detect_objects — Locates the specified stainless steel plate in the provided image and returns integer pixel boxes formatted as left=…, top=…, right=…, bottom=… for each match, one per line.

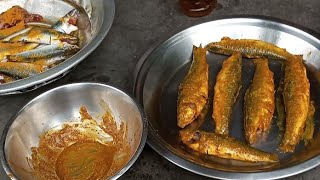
left=133, top=18, right=320, bottom=179
left=0, top=0, right=115, bottom=95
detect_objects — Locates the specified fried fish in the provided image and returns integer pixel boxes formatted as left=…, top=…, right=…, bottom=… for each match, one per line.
left=213, top=52, right=242, bottom=135
left=180, top=130, right=279, bottom=163
left=244, top=58, right=275, bottom=144
left=207, top=37, right=293, bottom=60
left=177, top=45, right=208, bottom=128
left=280, top=56, right=310, bottom=152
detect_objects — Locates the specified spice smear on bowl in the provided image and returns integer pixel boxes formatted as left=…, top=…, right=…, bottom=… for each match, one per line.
left=28, top=106, right=131, bottom=180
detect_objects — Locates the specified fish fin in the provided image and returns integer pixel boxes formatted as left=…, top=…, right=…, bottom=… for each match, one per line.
left=302, top=101, right=315, bottom=145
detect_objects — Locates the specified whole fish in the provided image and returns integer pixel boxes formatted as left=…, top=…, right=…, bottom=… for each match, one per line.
left=244, top=58, right=275, bottom=144
left=8, top=27, right=78, bottom=45
left=0, top=43, right=39, bottom=60
left=206, top=37, right=293, bottom=60
left=0, top=62, right=45, bottom=78
left=280, top=56, right=310, bottom=152
left=180, top=130, right=279, bottom=163
left=213, top=53, right=242, bottom=135
left=177, top=45, right=208, bottom=128
left=7, top=43, right=79, bottom=62
left=52, top=9, right=80, bottom=34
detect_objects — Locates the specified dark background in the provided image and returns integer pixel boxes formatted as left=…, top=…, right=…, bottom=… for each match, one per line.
left=1, top=0, right=320, bottom=179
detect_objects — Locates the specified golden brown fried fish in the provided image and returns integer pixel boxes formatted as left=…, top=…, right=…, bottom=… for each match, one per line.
left=280, top=56, right=310, bottom=152
left=180, top=130, right=279, bottom=163
left=213, top=52, right=242, bottom=135
left=177, top=45, right=208, bottom=128
left=244, top=58, right=275, bottom=144
left=207, top=37, right=293, bottom=60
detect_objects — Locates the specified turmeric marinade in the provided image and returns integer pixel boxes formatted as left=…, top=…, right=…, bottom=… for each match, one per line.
left=29, top=106, right=130, bottom=180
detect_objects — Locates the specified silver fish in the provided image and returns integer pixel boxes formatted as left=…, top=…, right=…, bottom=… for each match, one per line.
left=8, top=27, right=78, bottom=45
left=0, top=62, right=45, bottom=78
left=7, top=43, right=79, bottom=62
left=52, top=9, right=80, bottom=34
left=0, top=43, right=39, bottom=60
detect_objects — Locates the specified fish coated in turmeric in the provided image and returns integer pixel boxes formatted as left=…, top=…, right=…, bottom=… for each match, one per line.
left=0, top=43, right=39, bottom=60
left=279, top=56, right=310, bottom=153
left=9, top=27, right=78, bottom=45
left=177, top=45, right=208, bottom=128
left=244, top=58, right=275, bottom=144
left=206, top=37, right=293, bottom=60
left=213, top=52, right=242, bottom=135
left=0, top=62, right=45, bottom=78
left=7, top=43, right=79, bottom=62
left=180, top=130, right=279, bottom=163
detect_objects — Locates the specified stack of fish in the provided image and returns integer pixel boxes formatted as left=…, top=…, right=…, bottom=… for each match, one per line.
left=0, top=6, right=80, bottom=84
left=178, top=37, right=314, bottom=163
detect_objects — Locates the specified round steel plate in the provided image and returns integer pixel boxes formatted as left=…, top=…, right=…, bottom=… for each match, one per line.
left=133, top=18, right=320, bottom=179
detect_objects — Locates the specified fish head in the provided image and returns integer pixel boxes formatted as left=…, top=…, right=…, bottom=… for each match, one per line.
left=52, top=9, right=80, bottom=34
left=177, top=103, right=197, bottom=128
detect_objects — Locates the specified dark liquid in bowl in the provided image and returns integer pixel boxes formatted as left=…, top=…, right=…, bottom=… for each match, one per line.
left=179, top=0, right=217, bottom=17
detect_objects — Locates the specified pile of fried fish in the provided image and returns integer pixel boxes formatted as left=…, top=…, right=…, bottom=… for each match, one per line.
left=178, top=37, right=315, bottom=163
left=0, top=6, right=80, bottom=84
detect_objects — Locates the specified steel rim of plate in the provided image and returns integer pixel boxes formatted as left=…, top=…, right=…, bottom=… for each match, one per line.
left=0, top=0, right=115, bottom=95
left=0, top=82, right=148, bottom=180
left=133, top=17, right=320, bottom=180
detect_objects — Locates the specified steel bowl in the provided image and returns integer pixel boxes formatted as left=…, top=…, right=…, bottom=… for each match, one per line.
left=0, top=83, right=147, bottom=179
left=0, top=0, right=115, bottom=95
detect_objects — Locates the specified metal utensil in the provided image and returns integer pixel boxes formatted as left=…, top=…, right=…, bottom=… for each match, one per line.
left=0, top=83, right=147, bottom=180
left=0, top=0, right=115, bottom=95
left=134, top=18, right=320, bottom=179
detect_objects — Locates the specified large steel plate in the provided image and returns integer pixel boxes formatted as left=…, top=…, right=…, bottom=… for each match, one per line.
left=133, top=18, right=320, bottom=179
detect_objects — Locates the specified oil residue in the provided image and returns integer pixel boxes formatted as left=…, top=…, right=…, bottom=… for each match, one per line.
left=28, top=106, right=130, bottom=180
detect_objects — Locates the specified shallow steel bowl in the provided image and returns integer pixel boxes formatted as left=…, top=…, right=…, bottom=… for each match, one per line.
left=0, top=0, right=115, bottom=95
left=0, top=83, right=147, bottom=179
